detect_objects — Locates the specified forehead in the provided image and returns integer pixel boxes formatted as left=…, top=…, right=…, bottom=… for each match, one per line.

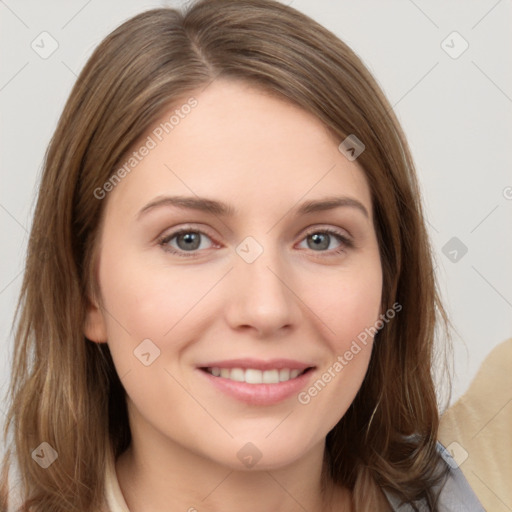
left=103, top=79, right=373, bottom=222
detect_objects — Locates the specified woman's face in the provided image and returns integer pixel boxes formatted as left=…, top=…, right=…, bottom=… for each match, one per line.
left=85, top=79, right=383, bottom=470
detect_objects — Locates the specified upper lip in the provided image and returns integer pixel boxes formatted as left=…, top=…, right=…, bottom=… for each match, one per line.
left=198, top=358, right=314, bottom=371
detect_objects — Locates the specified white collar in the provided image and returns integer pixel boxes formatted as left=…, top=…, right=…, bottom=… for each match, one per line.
left=104, top=454, right=131, bottom=512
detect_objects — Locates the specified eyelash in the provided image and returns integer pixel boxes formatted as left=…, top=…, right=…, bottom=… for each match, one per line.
left=158, top=226, right=353, bottom=259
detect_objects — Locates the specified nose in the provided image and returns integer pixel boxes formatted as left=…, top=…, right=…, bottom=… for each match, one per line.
left=224, top=243, right=302, bottom=338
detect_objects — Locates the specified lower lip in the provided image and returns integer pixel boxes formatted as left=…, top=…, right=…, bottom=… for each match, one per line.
left=198, top=368, right=314, bottom=405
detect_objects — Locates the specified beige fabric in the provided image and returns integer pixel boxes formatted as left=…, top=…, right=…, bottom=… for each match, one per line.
left=439, top=337, right=512, bottom=512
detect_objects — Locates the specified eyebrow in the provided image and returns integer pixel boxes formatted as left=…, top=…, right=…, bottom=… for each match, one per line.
left=137, top=194, right=369, bottom=220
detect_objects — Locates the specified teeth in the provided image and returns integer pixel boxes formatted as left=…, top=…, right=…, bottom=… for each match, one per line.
left=279, top=368, right=290, bottom=382
left=230, top=368, right=245, bottom=382
left=262, top=369, right=279, bottom=384
left=206, top=367, right=305, bottom=384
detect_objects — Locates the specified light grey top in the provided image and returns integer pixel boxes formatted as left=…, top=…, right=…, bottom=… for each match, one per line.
left=383, top=442, right=485, bottom=511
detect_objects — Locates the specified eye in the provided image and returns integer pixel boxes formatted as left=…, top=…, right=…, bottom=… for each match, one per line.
left=158, top=228, right=216, bottom=257
left=297, top=228, right=353, bottom=255
left=158, top=226, right=353, bottom=258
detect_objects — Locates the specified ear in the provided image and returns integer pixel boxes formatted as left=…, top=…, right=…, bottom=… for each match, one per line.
left=84, top=294, right=108, bottom=343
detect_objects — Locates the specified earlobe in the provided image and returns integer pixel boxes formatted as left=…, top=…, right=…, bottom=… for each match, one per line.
left=84, top=296, right=108, bottom=343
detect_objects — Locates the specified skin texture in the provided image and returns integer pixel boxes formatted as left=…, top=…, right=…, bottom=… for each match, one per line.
left=85, top=79, right=383, bottom=511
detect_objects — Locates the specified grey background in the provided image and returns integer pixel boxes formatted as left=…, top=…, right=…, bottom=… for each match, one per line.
left=1, top=0, right=511, bottom=437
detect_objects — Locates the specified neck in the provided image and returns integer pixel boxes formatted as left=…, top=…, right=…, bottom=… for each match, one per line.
left=115, top=412, right=351, bottom=512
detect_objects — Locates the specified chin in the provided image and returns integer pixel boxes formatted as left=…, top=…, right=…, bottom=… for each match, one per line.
left=202, top=429, right=323, bottom=472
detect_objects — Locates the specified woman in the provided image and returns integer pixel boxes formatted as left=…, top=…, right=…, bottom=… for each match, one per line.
left=0, top=0, right=484, bottom=510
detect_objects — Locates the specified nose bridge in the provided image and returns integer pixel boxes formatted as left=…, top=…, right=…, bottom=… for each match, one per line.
left=227, top=234, right=299, bottom=333
left=236, top=234, right=288, bottom=299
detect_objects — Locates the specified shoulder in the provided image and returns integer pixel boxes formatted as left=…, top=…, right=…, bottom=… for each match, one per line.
left=434, top=441, right=486, bottom=511
left=383, top=441, right=485, bottom=511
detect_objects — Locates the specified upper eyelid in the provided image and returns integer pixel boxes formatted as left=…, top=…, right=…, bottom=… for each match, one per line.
left=159, top=225, right=218, bottom=244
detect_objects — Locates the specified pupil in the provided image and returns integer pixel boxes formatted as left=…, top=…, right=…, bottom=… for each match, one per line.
left=179, top=232, right=200, bottom=250
left=310, top=233, right=328, bottom=250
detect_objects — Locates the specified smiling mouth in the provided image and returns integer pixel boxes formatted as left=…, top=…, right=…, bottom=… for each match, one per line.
left=201, top=367, right=312, bottom=384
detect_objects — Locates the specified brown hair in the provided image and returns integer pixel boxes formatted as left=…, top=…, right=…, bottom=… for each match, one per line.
left=1, top=0, right=449, bottom=510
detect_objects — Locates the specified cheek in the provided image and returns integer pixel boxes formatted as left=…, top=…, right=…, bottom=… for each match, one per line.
left=98, top=245, right=203, bottom=341
left=312, top=263, right=382, bottom=353
left=297, top=260, right=382, bottom=417
left=97, top=253, right=203, bottom=419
